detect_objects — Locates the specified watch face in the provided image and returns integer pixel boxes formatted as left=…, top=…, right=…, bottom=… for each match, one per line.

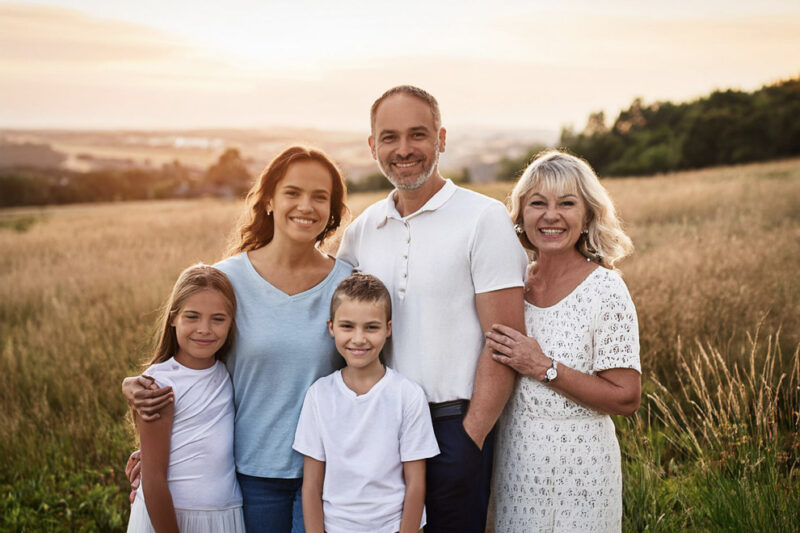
left=546, top=368, right=557, bottom=381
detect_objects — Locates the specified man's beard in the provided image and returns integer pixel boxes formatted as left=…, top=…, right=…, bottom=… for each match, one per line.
left=379, top=140, right=440, bottom=191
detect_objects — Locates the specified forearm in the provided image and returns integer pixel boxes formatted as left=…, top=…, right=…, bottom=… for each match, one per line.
left=399, top=461, right=426, bottom=533
left=547, top=365, right=641, bottom=416
left=301, top=457, right=325, bottom=533
left=463, top=347, right=516, bottom=443
left=464, top=287, right=525, bottom=446
left=301, top=485, right=325, bottom=533
left=142, top=475, right=178, bottom=533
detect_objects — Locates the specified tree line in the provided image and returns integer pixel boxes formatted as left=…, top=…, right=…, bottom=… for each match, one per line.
left=0, top=148, right=253, bottom=208
left=496, top=75, right=800, bottom=180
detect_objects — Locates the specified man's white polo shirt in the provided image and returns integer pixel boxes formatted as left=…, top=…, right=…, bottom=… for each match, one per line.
left=338, top=179, right=527, bottom=403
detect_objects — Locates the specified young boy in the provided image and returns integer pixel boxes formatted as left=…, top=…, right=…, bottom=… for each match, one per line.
left=293, top=273, right=440, bottom=533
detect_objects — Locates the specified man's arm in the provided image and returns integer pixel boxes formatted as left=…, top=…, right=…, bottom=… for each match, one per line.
left=462, top=286, right=525, bottom=449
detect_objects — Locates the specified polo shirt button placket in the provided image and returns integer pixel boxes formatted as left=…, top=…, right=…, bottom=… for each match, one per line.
left=399, top=222, right=410, bottom=299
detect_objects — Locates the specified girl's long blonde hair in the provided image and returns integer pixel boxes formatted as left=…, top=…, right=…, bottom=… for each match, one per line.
left=146, top=264, right=237, bottom=368
left=508, top=150, right=634, bottom=269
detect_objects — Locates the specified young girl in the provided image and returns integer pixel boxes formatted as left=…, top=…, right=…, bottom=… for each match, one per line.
left=127, top=264, right=244, bottom=533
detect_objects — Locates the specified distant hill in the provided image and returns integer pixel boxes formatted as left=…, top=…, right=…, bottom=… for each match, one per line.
left=0, top=126, right=554, bottom=183
left=0, top=140, right=67, bottom=168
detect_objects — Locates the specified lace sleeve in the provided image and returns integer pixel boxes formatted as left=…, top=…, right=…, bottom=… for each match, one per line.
left=592, top=271, right=641, bottom=373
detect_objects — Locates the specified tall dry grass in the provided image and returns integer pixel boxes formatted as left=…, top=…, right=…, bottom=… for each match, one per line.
left=1, top=158, right=799, bottom=531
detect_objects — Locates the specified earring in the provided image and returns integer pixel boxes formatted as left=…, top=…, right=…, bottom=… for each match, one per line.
left=581, top=229, right=588, bottom=235
left=514, top=224, right=524, bottom=235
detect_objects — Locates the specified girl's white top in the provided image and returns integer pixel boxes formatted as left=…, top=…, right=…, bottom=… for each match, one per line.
left=140, top=357, right=242, bottom=510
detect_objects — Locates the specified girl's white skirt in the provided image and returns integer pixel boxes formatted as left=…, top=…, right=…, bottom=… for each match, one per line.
left=127, top=496, right=245, bottom=533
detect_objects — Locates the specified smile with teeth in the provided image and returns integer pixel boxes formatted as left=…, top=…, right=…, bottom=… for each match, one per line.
left=393, top=160, right=421, bottom=168
left=290, top=217, right=317, bottom=226
left=539, top=228, right=566, bottom=235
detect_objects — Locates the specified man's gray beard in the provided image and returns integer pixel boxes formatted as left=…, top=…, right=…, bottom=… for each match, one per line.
left=379, top=142, right=440, bottom=191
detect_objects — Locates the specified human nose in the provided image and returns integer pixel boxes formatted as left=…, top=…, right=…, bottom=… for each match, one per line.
left=353, top=328, right=366, bottom=343
left=396, top=136, right=413, bottom=157
left=196, top=318, right=211, bottom=334
left=296, top=194, right=313, bottom=211
left=543, top=203, right=559, bottom=221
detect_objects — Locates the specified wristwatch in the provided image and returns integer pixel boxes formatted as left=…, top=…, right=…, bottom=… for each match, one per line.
left=543, top=358, right=558, bottom=383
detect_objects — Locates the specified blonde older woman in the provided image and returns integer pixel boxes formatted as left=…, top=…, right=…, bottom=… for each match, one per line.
left=486, top=151, right=641, bottom=532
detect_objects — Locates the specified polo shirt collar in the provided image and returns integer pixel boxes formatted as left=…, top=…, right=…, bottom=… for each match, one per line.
left=376, top=179, right=457, bottom=227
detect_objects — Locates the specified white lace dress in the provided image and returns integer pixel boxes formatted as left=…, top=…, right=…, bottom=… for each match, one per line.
left=492, top=267, right=641, bottom=532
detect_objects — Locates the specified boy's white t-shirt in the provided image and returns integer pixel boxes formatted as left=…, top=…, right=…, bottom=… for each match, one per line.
left=293, top=367, right=440, bottom=533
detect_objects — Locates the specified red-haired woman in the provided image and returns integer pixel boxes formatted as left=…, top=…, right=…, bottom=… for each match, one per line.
left=124, top=146, right=352, bottom=533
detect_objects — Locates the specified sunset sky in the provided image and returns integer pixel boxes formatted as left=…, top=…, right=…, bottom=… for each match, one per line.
left=2, top=0, right=799, bottom=134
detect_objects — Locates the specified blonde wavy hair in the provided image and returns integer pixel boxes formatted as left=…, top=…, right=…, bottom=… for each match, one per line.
left=508, top=150, right=633, bottom=269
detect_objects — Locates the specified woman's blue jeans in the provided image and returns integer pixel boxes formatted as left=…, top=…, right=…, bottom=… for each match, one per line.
left=237, top=473, right=305, bottom=533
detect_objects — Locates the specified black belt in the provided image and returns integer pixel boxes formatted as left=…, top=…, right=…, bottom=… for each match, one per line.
left=429, top=399, right=469, bottom=420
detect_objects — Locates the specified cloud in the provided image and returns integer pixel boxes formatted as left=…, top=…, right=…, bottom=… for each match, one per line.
left=0, top=3, right=798, bottom=132
left=0, top=3, right=186, bottom=63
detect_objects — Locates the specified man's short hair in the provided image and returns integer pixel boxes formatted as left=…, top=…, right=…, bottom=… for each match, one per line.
left=330, top=273, right=392, bottom=322
left=370, top=85, right=442, bottom=133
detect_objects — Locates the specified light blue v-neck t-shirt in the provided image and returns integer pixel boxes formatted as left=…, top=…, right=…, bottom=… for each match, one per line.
left=215, top=252, right=352, bottom=478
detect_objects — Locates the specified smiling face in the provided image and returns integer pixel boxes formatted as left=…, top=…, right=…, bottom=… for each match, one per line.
left=328, top=296, right=391, bottom=373
left=269, top=160, right=333, bottom=244
left=522, top=188, right=588, bottom=257
left=369, top=93, right=446, bottom=191
left=171, top=289, right=233, bottom=369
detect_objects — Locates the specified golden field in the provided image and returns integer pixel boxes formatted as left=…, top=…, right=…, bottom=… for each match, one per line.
left=1, top=158, right=799, bottom=531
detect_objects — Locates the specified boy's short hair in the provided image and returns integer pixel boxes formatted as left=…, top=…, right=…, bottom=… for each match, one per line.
left=330, top=273, right=392, bottom=322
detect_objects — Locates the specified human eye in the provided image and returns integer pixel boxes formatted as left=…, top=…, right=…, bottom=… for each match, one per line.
left=212, top=315, right=228, bottom=323
left=338, top=323, right=353, bottom=330
left=412, top=132, right=427, bottom=139
left=529, top=199, right=545, bottom=207
left=561, top=200, right=576, bottom=207
left=380, top=134, right=395, bottom=143
left=183, top=312, right=199, bottom=320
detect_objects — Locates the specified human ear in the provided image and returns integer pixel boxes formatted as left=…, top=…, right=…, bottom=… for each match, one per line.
left=327, top=320, right=334, bottom=337
left=438, top=127, right=447, bottom=153
left=386, top=320, right=392, bottom=338
left=368, top=136, right=377, bottom=160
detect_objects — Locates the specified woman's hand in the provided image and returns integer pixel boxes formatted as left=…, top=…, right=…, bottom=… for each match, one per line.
left=125, top=450, right=141, bottom=504
left=485, top=324, right=552, bottom=381
left=122, top=375, right=173, bottom=421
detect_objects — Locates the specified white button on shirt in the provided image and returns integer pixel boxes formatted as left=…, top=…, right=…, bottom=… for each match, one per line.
left=338, top=180, right=527, bottom=402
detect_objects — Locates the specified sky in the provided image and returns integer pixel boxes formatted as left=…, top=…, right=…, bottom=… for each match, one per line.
left=1, top=0, right=799, bottom=134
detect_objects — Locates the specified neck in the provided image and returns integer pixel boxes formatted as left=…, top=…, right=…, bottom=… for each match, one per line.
left=174, top=352, right=215, bottom=370
left=252, top=235, right=324, bottom=268
left=534, top=248, right=587, bottom=277
left=393, top=173, right=446, bottom=217
left=341, top=362, right=386, bottom=396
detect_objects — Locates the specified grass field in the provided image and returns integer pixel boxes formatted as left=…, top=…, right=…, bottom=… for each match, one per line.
left=1, top=158, right=799, bottom=531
